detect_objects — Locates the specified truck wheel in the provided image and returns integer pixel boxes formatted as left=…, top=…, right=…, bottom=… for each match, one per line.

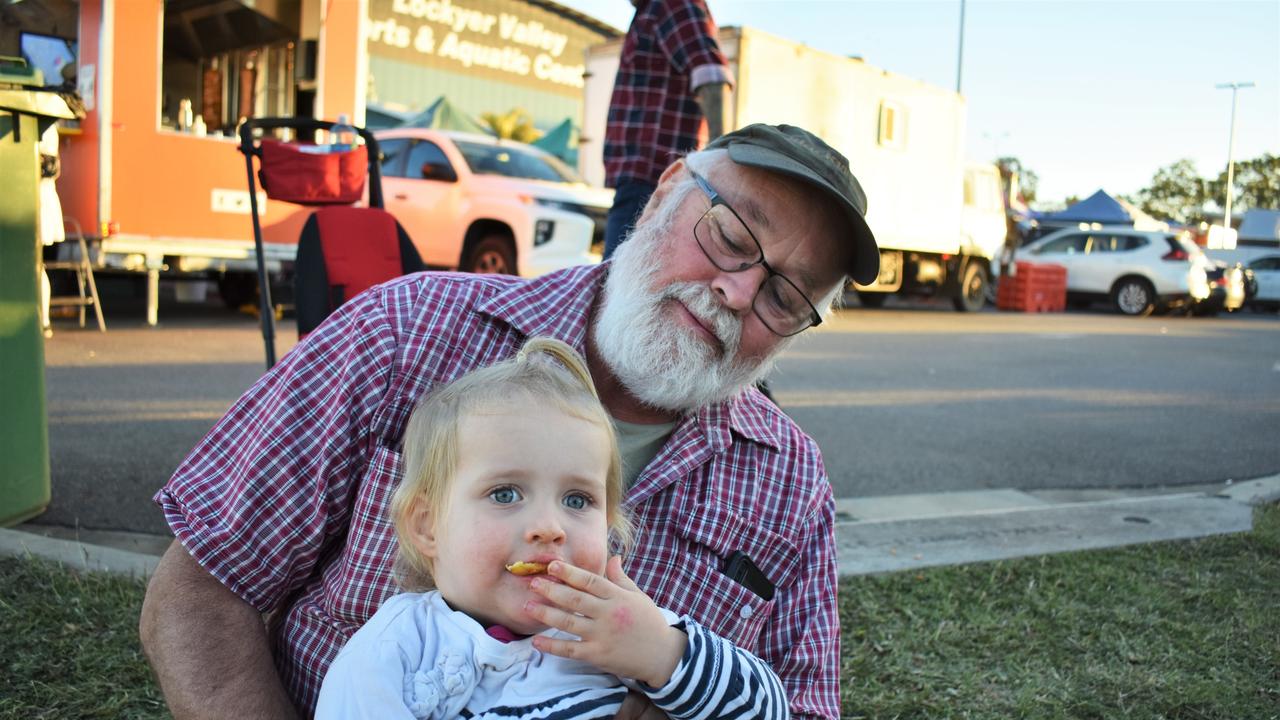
left=216, top=273, right=258, bottom=310
left=463, top=234, right=516, bottom=275
left=856, top=290, right=887, bottom=308
left=1111, top=277, right=1155, bottom=317
left=952, top=261, right=988, bottom=312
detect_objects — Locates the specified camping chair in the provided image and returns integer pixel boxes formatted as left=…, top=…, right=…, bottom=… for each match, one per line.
left=239, top=117, right=425, bottom=367
left=293, top=206, right=424, bottom=336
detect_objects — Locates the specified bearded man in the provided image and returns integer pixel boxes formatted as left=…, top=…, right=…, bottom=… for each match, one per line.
left=140, top=124, right=880, bottom=720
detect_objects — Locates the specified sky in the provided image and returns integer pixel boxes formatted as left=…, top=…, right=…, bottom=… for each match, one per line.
left=555, top=0, right=1280, bottom=205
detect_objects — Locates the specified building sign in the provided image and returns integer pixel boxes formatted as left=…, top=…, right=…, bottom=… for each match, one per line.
left=367, top=0, right=604, bottom=94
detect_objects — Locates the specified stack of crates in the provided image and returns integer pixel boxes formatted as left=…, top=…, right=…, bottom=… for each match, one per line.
left=997, top=261, right=1068, bottom=312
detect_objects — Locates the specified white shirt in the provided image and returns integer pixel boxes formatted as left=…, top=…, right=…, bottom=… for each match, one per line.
left=316, top=590, right=790, bottom=719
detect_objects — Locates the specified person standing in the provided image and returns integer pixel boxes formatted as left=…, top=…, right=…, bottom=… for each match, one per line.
left=602, top=0, right=732, bottom=259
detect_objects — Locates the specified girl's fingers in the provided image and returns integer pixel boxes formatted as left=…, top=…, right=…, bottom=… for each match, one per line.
left=524, top=598, right=588, bottom=636
left=531, top=633, right=585, bottom=661
left=530, top=577, right=604, bottom=618
left=606, top=555, right=641, bottom=592
left=548, top=561, right=614, bottom=598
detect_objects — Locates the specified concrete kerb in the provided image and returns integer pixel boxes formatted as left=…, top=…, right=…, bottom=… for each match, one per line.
left=2, top=476, right=1277, bottom=581
left=834, top=474, right=1280, bottom=576
left=0, top=527, right=160, bottom=578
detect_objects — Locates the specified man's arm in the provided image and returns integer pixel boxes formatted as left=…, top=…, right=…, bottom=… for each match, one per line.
left=695, top=82, right=728, bottom=141
left=139, top=541, right=298, bottom=720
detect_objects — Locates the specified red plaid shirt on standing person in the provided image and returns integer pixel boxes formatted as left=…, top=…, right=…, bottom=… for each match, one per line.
left=155, top=264, right=840, bottom=719
left=604, top=0, right=733, bottom=187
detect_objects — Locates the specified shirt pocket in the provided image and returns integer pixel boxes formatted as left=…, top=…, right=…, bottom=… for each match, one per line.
left=666, top=500, right=801, bottom=651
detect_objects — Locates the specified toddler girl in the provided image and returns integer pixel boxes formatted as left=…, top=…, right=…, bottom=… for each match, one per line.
left=316, top=337, right=788, bottom=719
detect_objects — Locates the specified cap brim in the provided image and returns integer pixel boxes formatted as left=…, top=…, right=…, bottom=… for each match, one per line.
left=726, top=144, right=880, bottom=286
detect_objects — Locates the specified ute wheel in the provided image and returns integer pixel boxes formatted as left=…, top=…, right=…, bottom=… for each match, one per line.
left=463, top=234, right=516, bottom=275
left=952, top=261, right=989, bottom=312
left=216, top=273, right=258, bottom=310
left=1111, top=277, right=1155, bottom=317
left=856, top=290, right=887, bottom=308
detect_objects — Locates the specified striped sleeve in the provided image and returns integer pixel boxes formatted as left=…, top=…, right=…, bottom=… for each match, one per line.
left=643, top=617, right=790, bottom=719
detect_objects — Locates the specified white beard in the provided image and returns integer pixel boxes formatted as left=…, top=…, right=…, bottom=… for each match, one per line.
left=593, top=181, right=790, bottom=413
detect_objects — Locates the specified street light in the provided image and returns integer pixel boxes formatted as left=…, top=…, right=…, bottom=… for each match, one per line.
left=956, top=0, right=966, bottom=94
left=1215, top=81, right=1254, bottom=243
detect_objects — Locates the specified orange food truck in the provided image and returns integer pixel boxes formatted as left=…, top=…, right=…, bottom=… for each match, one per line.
left=31, top=0, right=367, bottom=324
left=10, top=0, right=613, bottom=324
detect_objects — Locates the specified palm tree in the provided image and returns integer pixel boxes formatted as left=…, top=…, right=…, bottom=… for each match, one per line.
left=480, top=108, right=542, bottom=144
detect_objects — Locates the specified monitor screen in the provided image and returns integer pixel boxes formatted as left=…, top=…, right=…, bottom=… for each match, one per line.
left=20, top=32, right=77, bottom=88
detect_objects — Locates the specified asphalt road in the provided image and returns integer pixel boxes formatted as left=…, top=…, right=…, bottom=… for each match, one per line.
left=33, top=283, right=1280, bottom=535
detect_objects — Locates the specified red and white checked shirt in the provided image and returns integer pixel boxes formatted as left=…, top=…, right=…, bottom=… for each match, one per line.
left=155, top=264, right=840, bottom=719
left=604, top=0, right=733, bottom=187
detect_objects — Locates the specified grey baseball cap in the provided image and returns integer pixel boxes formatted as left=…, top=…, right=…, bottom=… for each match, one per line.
left=706, top=123, right=880, bottom=286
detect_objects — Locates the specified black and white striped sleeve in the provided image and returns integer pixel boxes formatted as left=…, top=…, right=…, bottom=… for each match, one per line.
left=640, top=617, right=790, bottom=719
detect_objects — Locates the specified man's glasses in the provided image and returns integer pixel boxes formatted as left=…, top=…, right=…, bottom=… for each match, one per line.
left=690, top=171, right=823, bottom=337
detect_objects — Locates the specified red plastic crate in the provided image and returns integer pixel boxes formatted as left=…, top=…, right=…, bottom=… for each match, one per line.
left=997, top=262, right=1067, bottom=312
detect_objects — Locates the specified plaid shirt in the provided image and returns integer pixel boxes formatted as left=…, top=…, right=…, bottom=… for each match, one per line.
left=156, top=264, right=840, bottom=719
left=604, top=0, right=732, bottom=187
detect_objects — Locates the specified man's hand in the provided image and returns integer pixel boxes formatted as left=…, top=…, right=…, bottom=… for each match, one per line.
left=526, top=556, right=686, bottom=688
left=695, top=81, right=728, bottom=140
left=615, top=690, right=669, bottom=719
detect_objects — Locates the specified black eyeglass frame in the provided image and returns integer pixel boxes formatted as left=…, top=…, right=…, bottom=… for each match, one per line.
left=690, top=171, right=824, bottom=337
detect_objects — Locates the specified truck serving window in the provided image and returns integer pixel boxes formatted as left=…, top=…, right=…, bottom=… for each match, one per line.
left=159, top=0, right=301, bottom=136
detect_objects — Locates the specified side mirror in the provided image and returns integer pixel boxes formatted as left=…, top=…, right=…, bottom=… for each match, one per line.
left=421, top=162, right=458, bottom=183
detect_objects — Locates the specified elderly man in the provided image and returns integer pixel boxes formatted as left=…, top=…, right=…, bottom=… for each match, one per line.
left=140, top=123, right=879, bottom=720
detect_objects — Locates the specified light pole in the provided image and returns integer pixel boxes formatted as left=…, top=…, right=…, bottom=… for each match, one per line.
left=1215, top=81, right=1254, bottom=236
left=956, top=0, right=966, bottom=94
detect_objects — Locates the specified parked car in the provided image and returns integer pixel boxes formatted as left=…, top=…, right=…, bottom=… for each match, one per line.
left=1245, top=254, right=1280, bottom=311
left=1191, top=261, right=1247, bottom=315
left=1014, top=226, right=1218, bottom=316
left=373, top=129, right=613, bottom=276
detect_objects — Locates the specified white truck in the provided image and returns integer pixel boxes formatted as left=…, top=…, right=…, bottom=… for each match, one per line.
left=580, top=26, right=1008, bottom=311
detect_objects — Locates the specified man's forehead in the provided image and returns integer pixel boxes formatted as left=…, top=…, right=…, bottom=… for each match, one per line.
left=711, top=163, right=848, bottom=292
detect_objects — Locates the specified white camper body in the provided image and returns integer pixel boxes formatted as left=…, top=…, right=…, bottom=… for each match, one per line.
left=581, top=26, right=1007, bottom=311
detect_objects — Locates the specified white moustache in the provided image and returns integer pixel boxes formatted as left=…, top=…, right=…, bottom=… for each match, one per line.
left=664, top=282, right=742, bottom=355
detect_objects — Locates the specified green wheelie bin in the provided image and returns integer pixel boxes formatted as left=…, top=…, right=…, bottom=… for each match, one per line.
left=0, top=62, right=80, bottom=527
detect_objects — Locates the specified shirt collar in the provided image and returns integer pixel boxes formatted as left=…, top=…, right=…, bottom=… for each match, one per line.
left=476, top=263, right=607, bottom=353
left=476, top=263, right=782, bottom=452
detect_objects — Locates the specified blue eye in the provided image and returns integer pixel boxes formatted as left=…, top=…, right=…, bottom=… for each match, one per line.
left=490, top=486, right=522, bottom=504
left=563, top=493, right=592, bottom=511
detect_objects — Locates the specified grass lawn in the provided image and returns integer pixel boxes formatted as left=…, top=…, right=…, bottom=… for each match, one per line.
left=3, top=503, right=1277, bottom=719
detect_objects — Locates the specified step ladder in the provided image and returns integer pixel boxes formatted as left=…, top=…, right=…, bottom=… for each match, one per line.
left=42, top=218, right=105, bottom=333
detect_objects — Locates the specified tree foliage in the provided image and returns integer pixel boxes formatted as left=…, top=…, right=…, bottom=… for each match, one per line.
left=1215, top=153, right=1280, bottom=211
left=996, top=156, right=1038, bottom=202
left=1134, top=159, right=1211, bottom=224
left=480, top=108, right=541, bottom=144
left=1136, top=154, right=1279, bottom=225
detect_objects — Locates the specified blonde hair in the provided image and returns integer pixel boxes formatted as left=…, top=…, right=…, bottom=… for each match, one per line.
left=389, top=337, right=633, bottom=592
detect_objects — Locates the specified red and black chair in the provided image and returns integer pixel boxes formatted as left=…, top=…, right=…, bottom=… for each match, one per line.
left=293, top=205, right=424, bottom=336
left=239, top=117, right=425, bottom=367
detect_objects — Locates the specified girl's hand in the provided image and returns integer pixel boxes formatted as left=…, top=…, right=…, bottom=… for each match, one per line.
left=525, top=556, right=686, bottom=688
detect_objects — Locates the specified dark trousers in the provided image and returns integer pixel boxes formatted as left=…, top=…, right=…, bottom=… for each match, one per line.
left=603, top=179, right=657, bottom=260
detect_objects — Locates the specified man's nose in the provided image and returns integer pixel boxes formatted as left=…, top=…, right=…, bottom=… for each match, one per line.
left=711, top=264, right=767, bottom=315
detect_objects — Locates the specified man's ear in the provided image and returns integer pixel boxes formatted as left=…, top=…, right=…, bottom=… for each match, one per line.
left=656, top=157, right=687, bottom=187
left=403, top=496, right=439, bottom=560
left=632, top=158, right=688, bottom=227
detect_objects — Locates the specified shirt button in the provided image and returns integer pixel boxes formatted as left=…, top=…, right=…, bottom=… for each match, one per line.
left=739, top=604, right=754, bottom=620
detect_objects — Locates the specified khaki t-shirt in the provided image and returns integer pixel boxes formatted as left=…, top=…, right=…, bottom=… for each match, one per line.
left=613, top=417, right=678, bottom=489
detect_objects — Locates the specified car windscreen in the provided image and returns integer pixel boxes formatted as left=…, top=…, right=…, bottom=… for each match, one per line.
left=454, top=141, right=584, bottom=183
